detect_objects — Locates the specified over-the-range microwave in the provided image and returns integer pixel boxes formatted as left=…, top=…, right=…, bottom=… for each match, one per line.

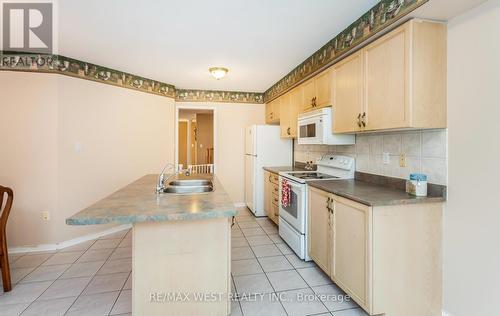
left=297, top=107, right=355, bottom=145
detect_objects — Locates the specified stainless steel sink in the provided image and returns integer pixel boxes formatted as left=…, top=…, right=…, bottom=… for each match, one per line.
left=169, top=179, right=212, bottom=186
left=163, top=185, right=213, bottom=194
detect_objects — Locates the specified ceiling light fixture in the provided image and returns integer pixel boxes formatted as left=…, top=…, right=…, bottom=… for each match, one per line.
left=209, top=67, right=229, bottom=80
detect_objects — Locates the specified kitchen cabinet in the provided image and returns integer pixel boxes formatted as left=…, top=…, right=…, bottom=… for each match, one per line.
left=301, top=68, right=333, bottom=113
left=307, top=186, right=443, bottom=316
left=307, top=187, right=332, bottom=275
left=331, top=196, right=371, bottom=310
left=280, top=87, right=300, bottom=138
left=332, top=19, right=446, bottom=133
left=265, top=97, right=281, bottom=124
left=264, top=171, right=279, bottom=225
left=314, top=68, right=333, bottom=108
left=331, top=50, right=364, bottom=133
left=301, top=78, right=316, bottom=113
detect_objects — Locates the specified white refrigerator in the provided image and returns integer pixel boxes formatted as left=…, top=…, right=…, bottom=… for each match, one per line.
left=245, top=125, right=292, bottom=216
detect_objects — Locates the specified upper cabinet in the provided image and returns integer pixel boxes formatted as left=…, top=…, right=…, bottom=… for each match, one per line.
left=332, top=51, right=364, bottom=134
left=332, top=19, right=447, bottom=133
left=280, top=87, right=301, bottom=138
left=301, top=68, right=333, bottom=113
left=315, top=68, right=333, bottom=108
left=265, top=97, right=281, bottom=124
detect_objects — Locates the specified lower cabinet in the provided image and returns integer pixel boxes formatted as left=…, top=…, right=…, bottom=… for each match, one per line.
left=307, top=186, right=443, bottom=316
left=331, top=196, right=371, bottom=310
left=264, top=171, right=279, bottom=225
left=307, top=187, right=332, bottom=275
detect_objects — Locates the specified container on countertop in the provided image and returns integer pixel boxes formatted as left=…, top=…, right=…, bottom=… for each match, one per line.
left=406, top=173, right=428, bottom=197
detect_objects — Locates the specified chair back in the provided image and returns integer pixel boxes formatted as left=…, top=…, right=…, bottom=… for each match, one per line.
left=0, top=186, right=13, bottom=231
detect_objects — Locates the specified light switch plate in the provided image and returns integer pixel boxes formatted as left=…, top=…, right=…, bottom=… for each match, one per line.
left=383, top=152, right=390, bottom=164
left=42, top=211, right=50, bottom=221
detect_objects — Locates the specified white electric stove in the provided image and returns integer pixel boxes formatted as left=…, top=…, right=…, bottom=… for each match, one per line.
left=278, top=155, right=355, bottom=260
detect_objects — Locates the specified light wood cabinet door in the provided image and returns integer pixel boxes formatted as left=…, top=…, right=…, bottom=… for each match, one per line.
left=263, top=171, right=272, bottom=218
left=301, top=78, right=316, bottom=113
left=364, top=23, right=410, bottom=130
left=288, top=87, right=301, bottom=137
left=315, top=68, right=333, bottom=108
left=308, top=187, right=332, bottom=275
left=265, top=102, right=273, bottom=124
left=266, top=98, right=281, bottom=124
left=331, top=196, right=371, bottom=310
left=280, top=92, right=291, bottom=138
left=332, top=51, right=364, bottom=133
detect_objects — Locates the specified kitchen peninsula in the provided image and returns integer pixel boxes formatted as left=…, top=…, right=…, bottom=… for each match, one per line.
left=67, top=174, right=236, bottom=316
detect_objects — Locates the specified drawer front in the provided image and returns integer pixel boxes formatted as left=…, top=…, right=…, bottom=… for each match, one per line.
left=271, top=193, right=279, bottom=207
left=270, top=173, right=279, bottom=185
left=272, top=184, right=279, bottom=195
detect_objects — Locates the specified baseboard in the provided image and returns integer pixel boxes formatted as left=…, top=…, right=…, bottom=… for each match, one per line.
left=9, top=224, right=132, bottom=254
left=234, top=202, right=247, bottom=208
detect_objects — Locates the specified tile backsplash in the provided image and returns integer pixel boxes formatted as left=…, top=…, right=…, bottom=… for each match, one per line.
left=294, top=129, right=448, bottom=185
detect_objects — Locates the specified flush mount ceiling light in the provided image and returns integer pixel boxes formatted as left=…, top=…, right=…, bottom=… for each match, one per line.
left=209, top=67, right=229, bottom=80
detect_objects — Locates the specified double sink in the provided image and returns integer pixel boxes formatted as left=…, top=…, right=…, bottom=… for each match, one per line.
left=162, top=179, right=214, bottom=194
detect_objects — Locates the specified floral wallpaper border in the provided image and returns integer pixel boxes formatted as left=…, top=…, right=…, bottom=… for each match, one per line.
left=0, top=0, right=427, bottom=105
left=263, top=0, right=429, bottom=102
left=0, top=52, right=264, bottom=104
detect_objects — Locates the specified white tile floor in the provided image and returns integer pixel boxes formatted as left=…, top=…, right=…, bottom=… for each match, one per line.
left=0, top=207, right=368, bottom=316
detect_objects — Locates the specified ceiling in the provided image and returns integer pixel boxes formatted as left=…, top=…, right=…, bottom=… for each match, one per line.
left=57, top=0, right=380, bottom=92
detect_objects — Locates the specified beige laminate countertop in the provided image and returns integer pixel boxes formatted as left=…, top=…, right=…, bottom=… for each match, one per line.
left=66, top=174, right=236, bottom=225
left=308, top=179, right=446, bottom=206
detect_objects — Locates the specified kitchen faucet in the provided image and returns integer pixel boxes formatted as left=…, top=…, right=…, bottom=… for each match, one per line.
left=156, top=162, right=176, bottom=193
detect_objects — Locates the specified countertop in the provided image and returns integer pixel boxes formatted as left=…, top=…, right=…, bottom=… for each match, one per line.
left=263, top=166, right=307, bottom=174
left=308, top=179, right=446, bottom=206
left=66, top=174, right=237, bottom=225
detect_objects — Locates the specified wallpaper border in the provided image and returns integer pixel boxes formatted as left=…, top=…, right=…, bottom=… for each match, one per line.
left=0, top=0, right=427, bottom=104
left=263, top=0, right=429, bottom=102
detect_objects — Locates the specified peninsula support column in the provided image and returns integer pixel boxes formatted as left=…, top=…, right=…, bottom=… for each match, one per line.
left=132, top=217, right=232, bottom=316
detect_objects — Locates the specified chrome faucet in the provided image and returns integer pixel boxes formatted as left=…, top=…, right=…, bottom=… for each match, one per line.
left=156, top=162, right=175, bottom=194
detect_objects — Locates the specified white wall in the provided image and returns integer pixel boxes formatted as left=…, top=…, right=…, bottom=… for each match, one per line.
left=445, top=0, right=500, bottom=314
left=176, top=103, right=265, bottom=204
left=0, top=71, right=175, bottom=247
left=0, top=72, right=59, bottom=248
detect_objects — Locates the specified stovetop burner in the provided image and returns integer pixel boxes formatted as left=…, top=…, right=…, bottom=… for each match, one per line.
left=291, top=172, right=339, bottom=180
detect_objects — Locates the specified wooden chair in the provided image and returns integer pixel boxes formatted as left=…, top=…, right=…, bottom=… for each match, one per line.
left=0, top=186, right=13, bottom=292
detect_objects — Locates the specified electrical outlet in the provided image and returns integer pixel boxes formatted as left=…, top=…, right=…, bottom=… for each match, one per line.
left=383, top=152, right=390, bottom=164
left=399, top=153, right=407, bottom=167
left=42, top=211, right=50, bottom=221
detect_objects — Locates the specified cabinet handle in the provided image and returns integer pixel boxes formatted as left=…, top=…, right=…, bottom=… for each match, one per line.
left=287, top=127, right=291, bottom=135
left=361, top=112, right=366, bottom=127
left=269, top=175, right=272, bottom=182
left=357, top=113, right=362, bottom=127
left=311, top=97, right=317, bottom=107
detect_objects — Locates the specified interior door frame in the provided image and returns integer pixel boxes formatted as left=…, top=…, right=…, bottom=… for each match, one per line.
left=175, top=104, right=218, bottom=174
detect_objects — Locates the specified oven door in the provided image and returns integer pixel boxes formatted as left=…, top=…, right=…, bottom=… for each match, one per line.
left=278, top=176, right=306, bottom=234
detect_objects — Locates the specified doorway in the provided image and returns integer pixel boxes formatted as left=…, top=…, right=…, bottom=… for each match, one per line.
left=176, top=106, right=216, bottom=174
